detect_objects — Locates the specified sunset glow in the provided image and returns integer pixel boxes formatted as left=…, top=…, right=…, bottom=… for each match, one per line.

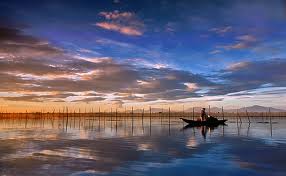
left=1, top=0, right=286, bottom=112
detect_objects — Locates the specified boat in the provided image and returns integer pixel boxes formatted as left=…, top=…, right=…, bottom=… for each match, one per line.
left=180, top=118, right=227, bottom=127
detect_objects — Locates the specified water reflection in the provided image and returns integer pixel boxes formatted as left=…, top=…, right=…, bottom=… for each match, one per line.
left=0, top=117, right=285, bottom=176
left=182, top=124, right=223, bottom=140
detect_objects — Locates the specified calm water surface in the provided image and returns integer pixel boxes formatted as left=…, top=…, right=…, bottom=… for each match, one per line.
left=0, top=117, right=285, bottom=176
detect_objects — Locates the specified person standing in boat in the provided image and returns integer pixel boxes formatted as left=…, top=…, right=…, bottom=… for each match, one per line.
left=201, top=108, right=207, bottom=121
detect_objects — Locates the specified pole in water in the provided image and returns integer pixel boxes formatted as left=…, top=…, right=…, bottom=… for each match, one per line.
left=131, top=106, right=134, bottom=127
left=25, top=110, right=28, bottom=128
left=149, top=106, right=152, bottom=124
left=245, top=108, right=250, bottom=123
left=98, top=107, right=101, bottom=129
left=115, top=108, right=118, bottom=132
left=168, top=107, right=171, bottom=123
left=236, top=109, right=239, bottom=124
left=132, top=106, right=134, bottom=121
left=73, top=110, right=76, bottom=128
left=161, top=107, right=163, bottom=124
left=103, top=110, right=106, bottom=128
left=192, top=107, right=195, bottom=120
left=124, top=107, right=127, bottom=122
left=182, top=105, right=184, bottom=118
left=149, top=106, right=152, bottom=135
left=110, top=107, right=112, bottom=124
left=269, top=107, right=272, bottom=137
left=246, top=110, right=250, bottom=123
left=168, top=107, right=171, bottom=135
left=65, top=107, right=69, bottom=130
left=131, top=107, right=134, bottom=136
left=222, top=106, right=224, bottom=120
left=142, top=108, right=144, bottom=133
left=269, top=107, right=272, bottom=123
left=78, top=108, right=81, bottom=129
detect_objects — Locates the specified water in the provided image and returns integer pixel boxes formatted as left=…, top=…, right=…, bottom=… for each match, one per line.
left=0, top=116, right=285, bottom=176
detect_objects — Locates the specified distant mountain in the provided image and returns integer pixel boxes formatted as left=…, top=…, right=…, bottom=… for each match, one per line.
left=130, top=105, right=285, bottom=113
left=236, top=105, right=285, bottom=112
left=185, top=105, right=285, bottom=113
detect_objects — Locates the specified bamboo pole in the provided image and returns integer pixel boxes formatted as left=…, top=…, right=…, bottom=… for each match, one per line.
left=142, top=108, right=145, bottom=133
left=65, top=107, right=69, bottom=130
left=222, top=106, right=224, bottom=120
left=115, top=108, right=118, bottom=132
left=98, top=107, right=101, bottom=128
left=141, top=108, right=144, bottom=126
left=149, top=106, right=152, bottom=135
left=149, top=106, right=152, bottom=126
left=192, top=107, right=195, bottom=120
left=182, top=105, right=185, bottom=118
left=168, top=107, right=171, bottom=125
left=25, top=110, right=28, bottom=128
left=168, top=107, right=171, bottom=135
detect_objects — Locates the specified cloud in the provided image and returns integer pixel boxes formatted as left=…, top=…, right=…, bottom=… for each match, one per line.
left=0, top=54, right=215, bottom=102
left=226, top=61, right=250, bottom=71
left=4, top=18, right=285, bottom=105
left=115, top=94, right=146, bottom=102
left=1, top=95, right=43, bottom=102
left=184, top=83, right=199, bottom=92
left=165, top=22, right=177, bottom=33
left=94, top=10, right=144, bottom=36
left=209, top=58, right=286, bottom=95
left=223, top=59, right=286, bottom=86
left=98, top=11, right=134, bottom=20
left=221, top=34, right=258, bottom=50
left=209, top=26, right=232, bottom=35
left=224, top=42, right=249, bottom=49
left=1, top=93, right=76, bottom=102
left=95, top=22, right=143, bottom=36
left=227, top=87, right=286, bottom=97
left=209, top=50, right=221, bottom=54
left=144, top=90, right=201, bottom=101
left=0, top=58, right=70, bottom=76
left=236, top=35, right=257, bottom=42
left=71, top=96, right=105, bottom=103
left=95, top=38, right=134, bottom=48
left=0, top=27, right=62, bottom=58
left=1, top=25, right=283, bottom=104
left=131, top=68, right=215, bottom=95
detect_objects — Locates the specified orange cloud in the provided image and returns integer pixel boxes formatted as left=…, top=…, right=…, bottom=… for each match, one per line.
left=227, top=62, right=250, bottom=71
left=95, top=22, right=143, bottom=36
left=95, top=10, right=144, bottom=36
left=220, top=34, right=257, bottom=50
left=99, top=11, right=133, bottom=20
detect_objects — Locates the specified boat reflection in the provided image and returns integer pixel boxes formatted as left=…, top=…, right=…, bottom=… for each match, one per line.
left=182, top=124, right=226, bottom=139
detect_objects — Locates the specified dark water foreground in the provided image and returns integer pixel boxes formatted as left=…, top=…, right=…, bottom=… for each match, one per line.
left=0, top=117, right=285, bottom=176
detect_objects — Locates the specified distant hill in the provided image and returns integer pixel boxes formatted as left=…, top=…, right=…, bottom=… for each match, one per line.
left=129, top=105, right=285, bottom=113
left=185, top=105, right=285, bottom=113
left=236, top=105, right=285, bottom=112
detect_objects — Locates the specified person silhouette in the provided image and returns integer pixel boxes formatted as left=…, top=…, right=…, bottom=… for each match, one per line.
left=201, top=108, right=207, bottom=121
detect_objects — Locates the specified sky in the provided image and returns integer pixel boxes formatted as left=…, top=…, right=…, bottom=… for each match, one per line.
left=1, top=0, right=286, bottom=112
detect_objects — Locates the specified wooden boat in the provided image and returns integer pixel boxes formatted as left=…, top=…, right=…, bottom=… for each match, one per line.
left=180, top=118, right=227, bottom=127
